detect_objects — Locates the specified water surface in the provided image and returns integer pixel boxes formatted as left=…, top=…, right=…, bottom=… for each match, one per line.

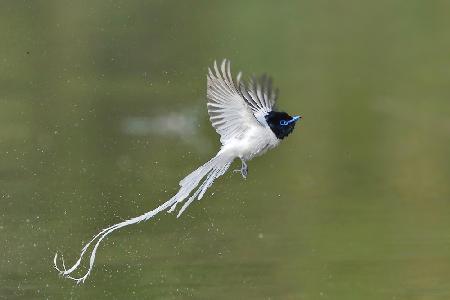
left=1, top=1, right=450, bottom=299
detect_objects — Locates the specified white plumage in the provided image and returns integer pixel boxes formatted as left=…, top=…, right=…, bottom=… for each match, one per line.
left=54, top=59, right=282, bottom=283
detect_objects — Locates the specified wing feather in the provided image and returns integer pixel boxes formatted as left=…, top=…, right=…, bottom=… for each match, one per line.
left=207, top=59, right=258, bottom=144
left=206, top=59, right=278, bottom=144
left=240, top=74, right=278, bottom=118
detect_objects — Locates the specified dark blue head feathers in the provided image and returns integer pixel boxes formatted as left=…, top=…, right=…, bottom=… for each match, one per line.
left=265, top=112, right=301, bottom=140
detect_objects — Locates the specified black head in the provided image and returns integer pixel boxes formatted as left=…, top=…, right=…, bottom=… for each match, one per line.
left=265, top=111, right=301, bottom=140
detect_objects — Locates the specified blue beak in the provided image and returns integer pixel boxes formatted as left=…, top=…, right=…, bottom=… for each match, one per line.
left=282, top=115, right=302, bottom=126
left=292, top=115, right=301, bottom=122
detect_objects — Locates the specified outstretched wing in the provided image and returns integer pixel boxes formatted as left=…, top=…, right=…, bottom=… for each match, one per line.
left=207, top=59, right=260, bottom=144
left=207, top=59, right=278, bottom=144
left=239, top=74, right=278, bottom=121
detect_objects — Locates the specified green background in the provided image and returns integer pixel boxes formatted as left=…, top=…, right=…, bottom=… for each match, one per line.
left=1, top=1, right=450, bottom=299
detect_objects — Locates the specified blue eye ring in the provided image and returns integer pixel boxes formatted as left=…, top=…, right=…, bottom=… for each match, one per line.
left=280, top=120, right=288, bottom=126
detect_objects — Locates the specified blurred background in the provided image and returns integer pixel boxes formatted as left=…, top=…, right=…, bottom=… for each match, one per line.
left=1, top=0, right=449, bottom=299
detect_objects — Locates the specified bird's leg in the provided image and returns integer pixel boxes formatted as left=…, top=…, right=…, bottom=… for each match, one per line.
left=241, top=160, right=248, bottom=178
left=233, top=159, right=248, bottom=179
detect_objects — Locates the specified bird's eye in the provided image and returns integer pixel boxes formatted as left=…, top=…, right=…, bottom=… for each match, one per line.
left=279, top=120, right=288, bottom=126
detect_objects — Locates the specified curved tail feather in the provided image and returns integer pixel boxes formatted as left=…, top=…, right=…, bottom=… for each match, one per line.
left=54, top=152, right=233, bottom=283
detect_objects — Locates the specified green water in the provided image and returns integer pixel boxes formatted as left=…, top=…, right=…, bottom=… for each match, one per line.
left=1, top=1, right=450, bottom=299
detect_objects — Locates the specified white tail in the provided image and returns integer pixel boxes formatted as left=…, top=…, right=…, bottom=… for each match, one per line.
left=54, top=153, right=233, bottom=283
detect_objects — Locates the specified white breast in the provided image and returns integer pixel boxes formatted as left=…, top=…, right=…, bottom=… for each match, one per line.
left=220, top=125, right=279, bottom=161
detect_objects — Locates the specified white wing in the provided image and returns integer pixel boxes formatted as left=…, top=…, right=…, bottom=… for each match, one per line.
left=206, top=59, right=277, bottom=144
left=239, top=73, right=278, bottom=121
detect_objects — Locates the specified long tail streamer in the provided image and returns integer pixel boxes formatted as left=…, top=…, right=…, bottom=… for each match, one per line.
left=54, top=154, right=232, bottom=283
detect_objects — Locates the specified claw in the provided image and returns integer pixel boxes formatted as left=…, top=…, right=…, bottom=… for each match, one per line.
left=241, top=167, right=247, bottom=179
left=233, top=159, right=248, bottom=179
left=241, top=159, right=248, bottom=179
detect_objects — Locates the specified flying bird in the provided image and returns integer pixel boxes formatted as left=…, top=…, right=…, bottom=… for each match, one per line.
left=54, top=59, right=301, bottom=283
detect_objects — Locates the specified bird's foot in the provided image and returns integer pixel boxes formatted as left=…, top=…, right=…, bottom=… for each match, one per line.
left=233, top=160, right=248, bottom=179
left=233, top=168, right=247, bottom=179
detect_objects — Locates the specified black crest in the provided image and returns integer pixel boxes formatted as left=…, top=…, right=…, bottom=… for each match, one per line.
left=265, top=111, right=297, bottom=140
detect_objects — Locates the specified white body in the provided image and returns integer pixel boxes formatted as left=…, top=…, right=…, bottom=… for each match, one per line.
left=219, top=125, right=279, bottom=161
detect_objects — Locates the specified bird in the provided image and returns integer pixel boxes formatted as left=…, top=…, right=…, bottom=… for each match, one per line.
left=54, top=59, right=301, bottom=283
